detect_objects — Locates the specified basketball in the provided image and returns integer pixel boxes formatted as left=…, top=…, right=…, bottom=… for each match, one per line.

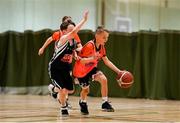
left=116, top=70, right=134, bottom=88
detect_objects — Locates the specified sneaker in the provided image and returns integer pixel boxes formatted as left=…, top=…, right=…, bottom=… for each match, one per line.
left=48, top=84, right=58, bottom=99
left=61, top=106, right=69, bottom=116
left=79, top=101, right=89, bottom=115
left=102, top=101, right=115, bottom=112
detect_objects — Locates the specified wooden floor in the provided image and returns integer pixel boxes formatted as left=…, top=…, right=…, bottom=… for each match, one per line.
left=0, top=95, right=180, bottom=122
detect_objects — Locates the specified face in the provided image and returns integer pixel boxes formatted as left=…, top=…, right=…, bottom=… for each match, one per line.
left=96, top=31, right=109, bottom=45
left=63, top=24, right=74, bottom=34
left=67, top=24, right=74, bottom=32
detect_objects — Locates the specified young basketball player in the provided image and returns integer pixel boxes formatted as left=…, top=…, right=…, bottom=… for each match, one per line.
left=73, top=26, right=121, bottom=115
left=38, top=16, right=82, bottom=108
left=48, top=10, right=88, bottom=116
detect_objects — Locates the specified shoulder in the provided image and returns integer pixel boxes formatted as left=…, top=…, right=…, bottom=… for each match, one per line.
left=83, top=41, right=94, bottom=50
left=79, top=40, right=95, bottom=57
left=74, top=33, right=81, bottom=43
left=52, top=31, right=62, bottom=41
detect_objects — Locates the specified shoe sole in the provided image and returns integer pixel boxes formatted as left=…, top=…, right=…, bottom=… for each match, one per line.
left=102, top=109, right=115, bottom=112
left=61, top=114, right=69, bottom=117
left=81, top=112, right=89, bottom=115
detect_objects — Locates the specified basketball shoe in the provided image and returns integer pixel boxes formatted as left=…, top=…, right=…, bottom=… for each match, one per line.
left=79, top=100, right=89, bottom=115
left=102, top=101, right=114, bottom=112
left=61, top=105, right=69, bottom=116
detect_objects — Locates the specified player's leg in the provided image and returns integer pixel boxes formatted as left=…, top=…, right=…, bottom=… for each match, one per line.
left=93, top=71, right=114, bottom=112
left=63, top=69, right=74, bottom=111
left=48, top=63, right=59, bottom=99
left=78, top=76, right=90, bottom=115
left=79, top=86, right=89, bottom=115
left=50, top=68, right=72, bottom=116
left=58, top=88, right=69, bottom=116
left=48, top=83, right=74, bottom=106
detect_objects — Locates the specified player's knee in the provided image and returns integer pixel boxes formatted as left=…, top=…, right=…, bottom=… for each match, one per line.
left=61, top=88, right=68, bottom=95
left=99, top=76, right=107, bottom=84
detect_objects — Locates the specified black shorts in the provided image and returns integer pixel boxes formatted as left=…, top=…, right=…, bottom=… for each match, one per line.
left=49, top=66, right=73, bottom=91
left=78, top=67, right=98, bottom=88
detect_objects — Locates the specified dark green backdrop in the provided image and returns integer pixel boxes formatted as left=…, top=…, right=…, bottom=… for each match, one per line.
left=0, top=29, right=179, bottom=99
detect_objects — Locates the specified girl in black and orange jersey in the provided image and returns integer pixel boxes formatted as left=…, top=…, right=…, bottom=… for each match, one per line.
left=48, top=11, right=88, bottom=116
left=38, top=16, right=82, bottom=109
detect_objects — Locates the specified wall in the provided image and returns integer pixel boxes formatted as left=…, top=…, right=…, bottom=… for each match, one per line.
left=104, top=0, right=180, bottom=32
left=0, top=0, right=97, bottom=33
left=0, top=0, right=180, bottom=32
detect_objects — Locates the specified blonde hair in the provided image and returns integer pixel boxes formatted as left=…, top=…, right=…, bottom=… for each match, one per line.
left=95, top=26, right=109, bottom=34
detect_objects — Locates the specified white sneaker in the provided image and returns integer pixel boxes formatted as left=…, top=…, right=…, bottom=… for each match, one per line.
left=48, top=84, right=58, bottom=99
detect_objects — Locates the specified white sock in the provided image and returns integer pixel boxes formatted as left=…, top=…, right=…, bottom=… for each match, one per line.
left=80, top=99, right=87, bottom=103
left=102, top=97, right=108, bottom=103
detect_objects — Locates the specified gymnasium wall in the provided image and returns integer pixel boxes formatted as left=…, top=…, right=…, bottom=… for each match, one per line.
left=0, top=0, right=97, bottom=33
left=0, top=29, right=179, bottom=100
left=1, top=0, right=180, bottom=33
left=105, top=0, right=180, bottom=31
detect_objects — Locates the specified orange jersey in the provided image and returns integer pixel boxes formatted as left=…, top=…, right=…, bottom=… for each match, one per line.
left=73, top=40, right=106, bottom=78
left=52, top=31, right=81, bottom=43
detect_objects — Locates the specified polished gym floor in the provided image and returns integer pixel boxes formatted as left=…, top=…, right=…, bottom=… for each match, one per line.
left=0, top=95, right=180, bottom=122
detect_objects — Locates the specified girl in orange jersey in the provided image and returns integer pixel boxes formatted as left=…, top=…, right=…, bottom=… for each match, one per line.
left=73, top=26, right=122, bottom=115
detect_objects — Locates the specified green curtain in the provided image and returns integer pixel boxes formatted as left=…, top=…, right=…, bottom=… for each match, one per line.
left=0, top=29, right=179, bottom=99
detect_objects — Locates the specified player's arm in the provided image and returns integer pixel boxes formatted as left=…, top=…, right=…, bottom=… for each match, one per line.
left=59, top=10, right=89, bottom=45
left=102, top=56, right=121, bottom=74
left=79, top=56, right=96, bottom=64
left=38, top=36, right=53, bottom=56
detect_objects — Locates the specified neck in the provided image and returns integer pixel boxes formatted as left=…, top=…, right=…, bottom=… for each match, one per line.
left=96, top=43, right=100, bottom=48
left=94, top=40, right=100, bottom=48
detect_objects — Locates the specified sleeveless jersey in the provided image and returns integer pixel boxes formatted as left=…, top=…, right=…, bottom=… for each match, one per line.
left=73, top=40, right=106, bottom=78
left=49, top=39, right=77, bottom=70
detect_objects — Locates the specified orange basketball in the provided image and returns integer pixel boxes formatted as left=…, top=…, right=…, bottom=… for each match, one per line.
left=116, top=70, right=134, bottom=88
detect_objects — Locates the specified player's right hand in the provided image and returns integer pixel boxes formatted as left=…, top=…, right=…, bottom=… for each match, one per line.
left=83, top=10, right=89, bottom=21
left=38, top=48, right=44, bottom=56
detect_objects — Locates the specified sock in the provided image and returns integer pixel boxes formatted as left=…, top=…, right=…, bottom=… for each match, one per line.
left=80, top=99, right=87, bottom=103
left=102, top=97, right=108, bottom=103
left=61, top=105, right=67, bottom=110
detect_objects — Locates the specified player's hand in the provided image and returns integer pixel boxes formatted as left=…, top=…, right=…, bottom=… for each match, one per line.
left=74, top=56, right=81, bottom=60
left=94, top=52, right=101, bottom=59
left=83, top=10, right=89, bottom=21
left=73, top=50, right=81, bottom=60
left=38, top=48, right=44, bottom=56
